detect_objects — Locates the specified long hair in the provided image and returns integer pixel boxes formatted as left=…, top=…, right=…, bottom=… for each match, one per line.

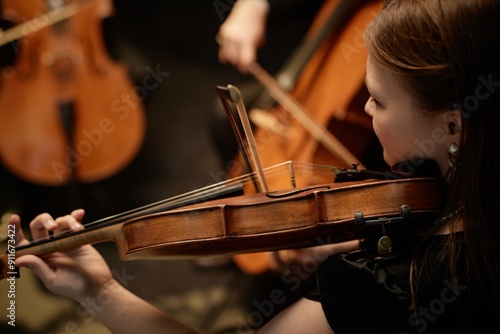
left=364, top=0, right=500, bottom=323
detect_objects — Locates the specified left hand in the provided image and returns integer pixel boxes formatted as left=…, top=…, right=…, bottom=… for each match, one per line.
left=11, top=209, right=113, bottom=302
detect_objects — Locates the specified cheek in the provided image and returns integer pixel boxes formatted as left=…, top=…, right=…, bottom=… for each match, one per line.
left=372, top=116, right=396, bottom=146
left=372, top=116, right=408, bottom=164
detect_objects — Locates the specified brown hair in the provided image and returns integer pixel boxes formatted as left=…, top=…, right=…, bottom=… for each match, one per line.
left=365, top=0, right=500, bottom=323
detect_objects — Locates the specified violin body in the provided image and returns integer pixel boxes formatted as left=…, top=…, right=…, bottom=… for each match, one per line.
left=122, top=177, right=443, bottom=258
left=0, top=174, right=444, bottom=280
left=0, top=0, right=145, bottom=186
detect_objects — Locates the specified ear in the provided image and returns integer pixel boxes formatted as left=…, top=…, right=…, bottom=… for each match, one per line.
left=443, top=107, right=462, bottom=137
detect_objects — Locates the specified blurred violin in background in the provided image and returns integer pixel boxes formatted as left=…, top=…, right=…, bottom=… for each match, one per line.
left=0, top=0, right=145, bottom=186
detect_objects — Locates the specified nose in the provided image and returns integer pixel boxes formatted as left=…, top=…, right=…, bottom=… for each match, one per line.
left=364, top=99, right=374, bottom=117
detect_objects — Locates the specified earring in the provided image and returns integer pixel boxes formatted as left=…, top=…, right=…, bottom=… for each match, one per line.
left=448, top=143, right=459, bottom=169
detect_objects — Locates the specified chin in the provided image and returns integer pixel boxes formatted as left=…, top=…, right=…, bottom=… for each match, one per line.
left=382, top=152, right=395, bottom=167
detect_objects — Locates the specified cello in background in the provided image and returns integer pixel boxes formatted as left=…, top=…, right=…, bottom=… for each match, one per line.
left=230, top=0, right=384, bottom=274
left=0, top=0, right=145, bottom=186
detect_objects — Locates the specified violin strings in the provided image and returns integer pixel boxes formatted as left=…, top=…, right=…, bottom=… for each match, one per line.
left=23, top=161, right=340, bottom=247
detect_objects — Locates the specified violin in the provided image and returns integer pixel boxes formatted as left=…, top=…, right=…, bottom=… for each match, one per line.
left=0, top=0, right=145, bottom=186
left=0, top=161, right=444, bottom=280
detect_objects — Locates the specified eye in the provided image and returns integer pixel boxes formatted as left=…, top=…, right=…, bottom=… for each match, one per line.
left=368, top=95, right=382, bottom=108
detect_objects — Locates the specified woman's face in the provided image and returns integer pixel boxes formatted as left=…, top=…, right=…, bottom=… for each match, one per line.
left=364, top=56, right=457, bottom=175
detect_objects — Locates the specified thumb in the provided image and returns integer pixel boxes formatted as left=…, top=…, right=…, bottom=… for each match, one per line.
left=16, top=254, right=56, bottom=283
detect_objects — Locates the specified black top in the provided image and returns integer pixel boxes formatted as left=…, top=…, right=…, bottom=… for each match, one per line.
left=307, top=231, right=496, bottom=333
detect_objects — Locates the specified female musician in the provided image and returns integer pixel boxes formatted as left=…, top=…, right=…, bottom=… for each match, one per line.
left=10, top=0, right=500, bottom=332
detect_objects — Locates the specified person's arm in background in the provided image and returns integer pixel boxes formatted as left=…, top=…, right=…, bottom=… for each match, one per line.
left=217, top=0, right=270, bottom=73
